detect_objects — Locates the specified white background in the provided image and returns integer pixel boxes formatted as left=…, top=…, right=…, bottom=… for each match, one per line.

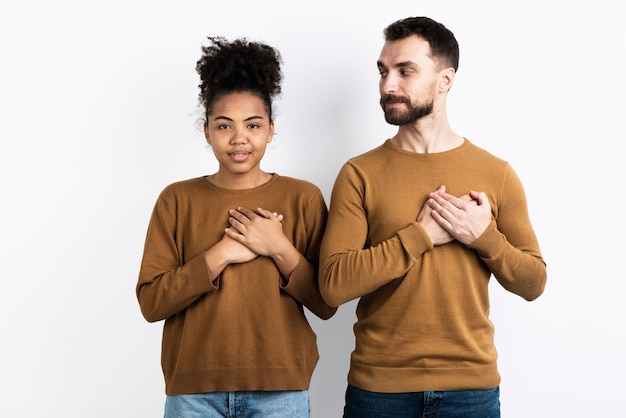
left=1, top=1, right=624, bottom=417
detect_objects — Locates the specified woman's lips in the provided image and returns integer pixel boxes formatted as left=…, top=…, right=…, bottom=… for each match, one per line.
left=229, top=151, right=250, bottom=162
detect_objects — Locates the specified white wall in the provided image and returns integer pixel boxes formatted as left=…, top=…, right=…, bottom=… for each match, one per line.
left=1, top=1, right=624, bottom=417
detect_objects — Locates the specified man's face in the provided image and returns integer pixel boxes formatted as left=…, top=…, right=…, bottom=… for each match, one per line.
left=377, top=36, right=440, bottom=126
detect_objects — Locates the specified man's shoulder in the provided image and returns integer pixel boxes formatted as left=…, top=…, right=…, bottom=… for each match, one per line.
left=345, top=142, right=390, bottom=165
left=463, top=140, right=509, bottom=166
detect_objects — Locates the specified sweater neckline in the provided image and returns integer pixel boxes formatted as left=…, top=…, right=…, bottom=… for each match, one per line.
left=201, top=172, right=279, bottom=193
left=384, top=138, right=471, bottom=157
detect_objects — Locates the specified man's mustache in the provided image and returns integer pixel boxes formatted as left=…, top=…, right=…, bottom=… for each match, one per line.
left=380, top=94, right=410, bottom=106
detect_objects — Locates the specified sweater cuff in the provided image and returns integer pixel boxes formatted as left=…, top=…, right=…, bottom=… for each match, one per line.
left=280, top=254, right=309, bottom=292
left=188, top=251, right=220, bottom=291
left=468, top=221, right=503, bottom=259
left=397, top=222, right=434, bottom=261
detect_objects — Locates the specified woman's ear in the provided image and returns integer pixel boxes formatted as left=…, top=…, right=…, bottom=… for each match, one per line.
left=267, top=121, right=275, bottom=144
left=204, top=122, right=211, bottom=146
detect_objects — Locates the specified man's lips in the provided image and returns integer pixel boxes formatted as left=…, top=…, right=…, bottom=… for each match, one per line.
left=384, top=101, right=404, bottom=108
left=381, top=95, right=407, bottom=108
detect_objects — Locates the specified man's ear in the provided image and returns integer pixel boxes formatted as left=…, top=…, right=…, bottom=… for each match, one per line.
left=440, top=67, right=455, bottom=93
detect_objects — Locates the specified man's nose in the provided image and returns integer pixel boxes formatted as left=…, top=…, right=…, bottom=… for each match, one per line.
left=380, top=74, right=399, bottom=94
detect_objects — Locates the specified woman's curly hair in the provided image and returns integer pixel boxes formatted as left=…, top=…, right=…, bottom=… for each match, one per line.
left=196, top=36, right=283, bottom=123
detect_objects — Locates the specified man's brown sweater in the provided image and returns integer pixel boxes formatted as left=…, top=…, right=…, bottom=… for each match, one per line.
left=320, top=139, right=547, bottom=393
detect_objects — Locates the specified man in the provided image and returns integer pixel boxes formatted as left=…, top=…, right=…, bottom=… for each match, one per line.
left=319, top=16, right=547, bottom=417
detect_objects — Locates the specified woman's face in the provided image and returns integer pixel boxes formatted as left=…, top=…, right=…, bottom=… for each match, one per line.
left=204, top=91, right=274, bottom=186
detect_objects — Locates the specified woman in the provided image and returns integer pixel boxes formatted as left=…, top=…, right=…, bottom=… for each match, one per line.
left=137, top=36, right=336, bottom=417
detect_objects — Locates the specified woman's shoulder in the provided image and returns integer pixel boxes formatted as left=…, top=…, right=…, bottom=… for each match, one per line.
left=157, top=176, right=208, bottom=198
left=272, top=173, right=322, bottom=193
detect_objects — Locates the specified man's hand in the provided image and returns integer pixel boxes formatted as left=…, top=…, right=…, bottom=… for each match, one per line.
left=427, top=187, right=491, bottom=245
left=417, top=185, right=455, bottom=246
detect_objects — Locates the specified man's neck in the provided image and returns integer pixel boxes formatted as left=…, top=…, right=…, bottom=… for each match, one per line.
left=390, top=118, right=463, bottom=154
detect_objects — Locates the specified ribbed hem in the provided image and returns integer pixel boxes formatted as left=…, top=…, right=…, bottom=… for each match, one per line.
left=348, top=362, right=501, bottom=393
left=165, top=366, right=315, bottom=395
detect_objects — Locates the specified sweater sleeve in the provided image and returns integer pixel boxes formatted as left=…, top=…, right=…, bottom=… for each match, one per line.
left=319, top=163, right=433, bottom=307
left=281, top=189, right=337, bottom=320
left=136, top=194, right=216, bottom=323
left=469, top=164, right=547, bottom=300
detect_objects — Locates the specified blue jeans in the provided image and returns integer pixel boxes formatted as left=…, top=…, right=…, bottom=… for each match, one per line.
left=164, top=390, right=310, bottom=418
left=343, top=384, right=500, bottom=418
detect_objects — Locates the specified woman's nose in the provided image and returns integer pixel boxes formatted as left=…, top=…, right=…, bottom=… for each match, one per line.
left=230, top=127, right=248, bottom=144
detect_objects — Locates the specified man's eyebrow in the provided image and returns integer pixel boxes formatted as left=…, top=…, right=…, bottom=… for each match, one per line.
left=377, top=60, right=418, bottom=69
left=394, top=61, right=419, bottom=69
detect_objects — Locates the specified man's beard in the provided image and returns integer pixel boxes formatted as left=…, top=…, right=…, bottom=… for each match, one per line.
left=380, top=94, right=433, bottom=126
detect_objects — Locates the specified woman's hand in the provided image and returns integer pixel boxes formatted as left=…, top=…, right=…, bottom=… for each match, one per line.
left=224, top=207, right=287, bottom=257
